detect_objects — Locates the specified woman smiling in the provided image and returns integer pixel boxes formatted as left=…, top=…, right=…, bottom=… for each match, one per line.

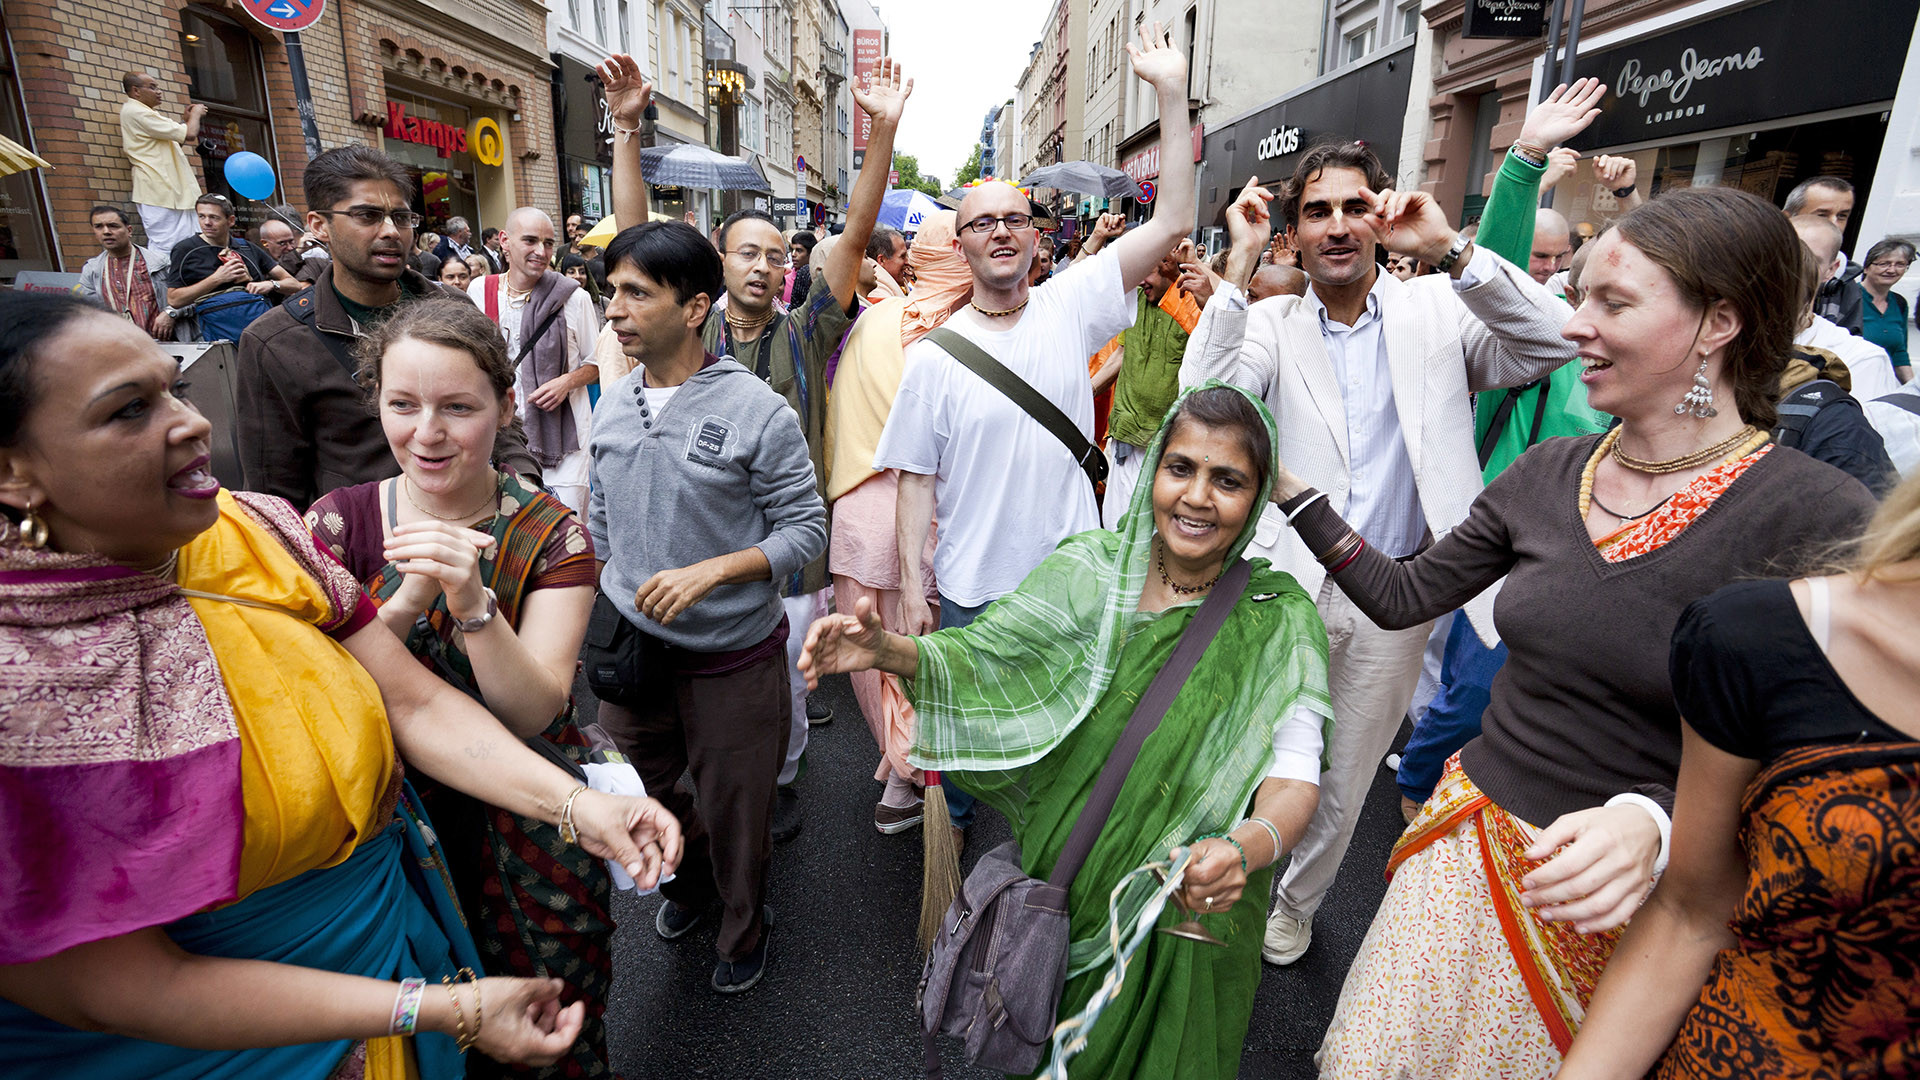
left=1305, top=188, right=1880, bottom=1078
left=802, top=384, right=1332, bottom=1079
left=0, top=292, right=679, bottom=1077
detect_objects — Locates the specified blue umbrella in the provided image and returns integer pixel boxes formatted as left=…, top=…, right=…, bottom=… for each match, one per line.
left=877, top=189, right=945, bottom=232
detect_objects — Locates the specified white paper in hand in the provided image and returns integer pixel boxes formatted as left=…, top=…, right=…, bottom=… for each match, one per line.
left=582, top=760, right=673, bottom=894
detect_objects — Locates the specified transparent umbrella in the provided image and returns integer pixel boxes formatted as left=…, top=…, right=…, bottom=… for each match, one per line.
left=640, top=144, right=771, bottom=192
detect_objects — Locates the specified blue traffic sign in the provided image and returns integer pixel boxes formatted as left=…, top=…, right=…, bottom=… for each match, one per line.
left=239, top=0, right=325, bottom=32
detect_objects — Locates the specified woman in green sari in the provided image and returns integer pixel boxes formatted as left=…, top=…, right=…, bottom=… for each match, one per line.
left=802, top=383, right=1333, bottom=1078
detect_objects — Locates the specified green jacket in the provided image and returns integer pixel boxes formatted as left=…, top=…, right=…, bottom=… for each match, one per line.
left=1471, top=150, right=1611, bottom=482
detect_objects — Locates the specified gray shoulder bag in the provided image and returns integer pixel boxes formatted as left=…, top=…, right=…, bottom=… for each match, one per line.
left=916, top=559, right=1252, bottom=1077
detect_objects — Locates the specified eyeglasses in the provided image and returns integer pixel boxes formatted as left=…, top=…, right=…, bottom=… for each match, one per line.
left=723, top=245, right=791, bottom=268
left=1868, top=259, right=1912, bottom=271
left=317, top=207, right=424, bottom=230
left=962, top=213, right=1034, bottom=235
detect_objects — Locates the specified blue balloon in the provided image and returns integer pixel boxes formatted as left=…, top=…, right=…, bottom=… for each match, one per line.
left=223, top=151, right=277, bottom=202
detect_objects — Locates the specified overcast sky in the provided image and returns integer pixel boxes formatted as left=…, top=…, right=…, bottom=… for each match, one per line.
left=871, top=0, right=1049, bottom=186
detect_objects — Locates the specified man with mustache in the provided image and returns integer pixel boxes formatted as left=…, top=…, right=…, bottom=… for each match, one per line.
left=235, top=145, right=535, bottom=509
left=470, top=207, right=601, bottom=516
left=1182, top=134, right=1578, bottom=968
left=603, top=50, right=906, bottom=845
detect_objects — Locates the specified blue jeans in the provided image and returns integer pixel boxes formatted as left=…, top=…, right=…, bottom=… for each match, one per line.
left=938, top=594, right=992, bottom=829
left=1396, top=610, right=1507, bottom=803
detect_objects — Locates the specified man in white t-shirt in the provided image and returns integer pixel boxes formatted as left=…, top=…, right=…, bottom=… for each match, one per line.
left=471, top=207, right=600, bottom=514
left=871, top=23, right=1198, bottom=840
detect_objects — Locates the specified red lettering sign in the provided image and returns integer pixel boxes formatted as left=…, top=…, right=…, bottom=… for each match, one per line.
left=384, top=102, right=469, bottom=159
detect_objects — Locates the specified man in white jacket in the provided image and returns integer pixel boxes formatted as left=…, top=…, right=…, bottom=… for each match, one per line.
left=1182, top=140, right=1576, bottom=966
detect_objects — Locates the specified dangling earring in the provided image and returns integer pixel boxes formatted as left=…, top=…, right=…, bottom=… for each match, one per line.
left=1675, top=353, right=1717, bottom=419
left=17, top=499, right=47, bottom=549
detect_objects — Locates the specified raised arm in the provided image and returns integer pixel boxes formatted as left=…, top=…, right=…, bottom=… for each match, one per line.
left=600, top=54, right=652, bottom=232
left=1105, top=23, right=1196, bottom=290
left=827, top=58, right=912, bottom=312
left=1177, top=180, right=1271, bottom=395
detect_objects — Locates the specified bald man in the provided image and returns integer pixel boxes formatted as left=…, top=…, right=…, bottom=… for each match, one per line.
left=471, top=206, right=601, bottom=513
left=872, top=25, right=1200, bottom=840
left=1793, top=213, right=1866, bottom=337
left=1794, top=215, right=1899, bottom=400
left=1247, top=262, right=1308, bottom=301
left=119, top=71, right=206, bottom=259
left=1528, top=208, right=1573, bottom=288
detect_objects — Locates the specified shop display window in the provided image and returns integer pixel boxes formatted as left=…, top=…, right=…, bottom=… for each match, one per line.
left=182, top=6, right=278, bottom=231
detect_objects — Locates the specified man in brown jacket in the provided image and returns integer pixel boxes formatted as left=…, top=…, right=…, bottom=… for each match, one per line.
left=236, top=145, right=534, bottom=508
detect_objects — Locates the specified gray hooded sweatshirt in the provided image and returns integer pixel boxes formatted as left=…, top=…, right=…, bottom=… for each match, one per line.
left=589, top=358, right=827, bottom=653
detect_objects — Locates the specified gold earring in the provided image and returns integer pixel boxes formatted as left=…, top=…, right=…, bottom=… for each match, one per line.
left=18, top=500, right=47, bottom=549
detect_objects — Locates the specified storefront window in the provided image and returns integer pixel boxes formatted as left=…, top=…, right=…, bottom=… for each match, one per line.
left=381, top=89, right=481, bottom=237
left=0, top=7, right=55, bottom=275
left=181, top=6, right=277, bottom=232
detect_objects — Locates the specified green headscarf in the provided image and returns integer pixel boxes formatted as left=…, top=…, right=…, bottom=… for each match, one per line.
left=907, top=380, right=1333, bottom=976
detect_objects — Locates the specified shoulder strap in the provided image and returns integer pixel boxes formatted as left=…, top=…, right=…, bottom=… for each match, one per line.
left=1476, top=378, right=1546, bottom=470
left=1771, top=379, right=1844, bottom=449
left=1875, top=391, right=1920, bottom=418
left=483, top=275, right=500, bottom=321
left=288, top=287, right=359, bottom=380
left=514, top=300, right=569, bottom=370
left=1046, top=559, right=1253, bottom=889
left=927, top=326, right=1108, bottom=488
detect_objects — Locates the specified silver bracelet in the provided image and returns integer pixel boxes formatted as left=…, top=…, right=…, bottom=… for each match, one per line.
left=1241, top=816, right=1284, bottom=866
left=1283, top=490, right=1329, bottom=526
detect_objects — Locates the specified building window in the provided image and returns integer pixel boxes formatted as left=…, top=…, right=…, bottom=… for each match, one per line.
left=569, top=0, right=583, bottom=32
left=1344, top=26, right=1372, bottom=64
left=1400, top=2, right=1420, bottom=38
left=618, top=0, right=630, bottom=52
left=593, top=0, right=608, bottom=44
left=181, top=5, right=278, bottom=231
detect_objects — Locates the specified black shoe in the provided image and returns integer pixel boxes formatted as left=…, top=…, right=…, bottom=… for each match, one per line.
left=655, top=899, right=705, bottom=941
left=806, top=694, right=833, bottom=725
left=712, top=906, right=774, bottom=994
left=772, top=785, right=802, bottom=844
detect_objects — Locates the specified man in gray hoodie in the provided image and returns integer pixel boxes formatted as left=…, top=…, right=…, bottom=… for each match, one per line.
left=588, top=219, right=826, bottom=996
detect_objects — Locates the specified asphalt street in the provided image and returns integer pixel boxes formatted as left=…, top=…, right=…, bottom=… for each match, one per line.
left=591, top=672, right=1410, bottom=1080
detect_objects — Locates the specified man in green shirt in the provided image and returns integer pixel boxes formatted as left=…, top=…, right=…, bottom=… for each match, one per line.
left=1098, top=248, right=1202, bottom=528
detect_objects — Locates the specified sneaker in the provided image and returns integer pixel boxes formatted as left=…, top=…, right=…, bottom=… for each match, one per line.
left=874, top=797, right=925, bottom=835
left=805, top=695, right=833, bottom=725
left=1262, top=912, right=1313, bottom=966
left=655, top=899, right=705, bottom=941
left=772, top=785, right=802, bottom=844
left=712, top=906, right=774, bottom=994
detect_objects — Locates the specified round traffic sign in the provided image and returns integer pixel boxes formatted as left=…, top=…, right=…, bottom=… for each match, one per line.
left=1137, top=179, right=1156, bottom=204
left=239, top=0, right=326, bottom=32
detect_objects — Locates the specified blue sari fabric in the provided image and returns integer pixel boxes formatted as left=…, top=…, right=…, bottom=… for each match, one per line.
left=0, top=791, right=482, bottom=1079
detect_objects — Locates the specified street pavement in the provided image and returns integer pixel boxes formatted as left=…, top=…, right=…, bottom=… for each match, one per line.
left=593, top=672, right=1410, bottom=1079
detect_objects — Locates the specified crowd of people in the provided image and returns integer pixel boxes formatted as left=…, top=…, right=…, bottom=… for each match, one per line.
left=2, top=31, right=1917, bottom=1080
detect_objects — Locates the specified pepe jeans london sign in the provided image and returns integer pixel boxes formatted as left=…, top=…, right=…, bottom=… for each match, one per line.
left=1463, top=0, right=1546, bottom=39
left=1571, top=0, right=1916, bottom=151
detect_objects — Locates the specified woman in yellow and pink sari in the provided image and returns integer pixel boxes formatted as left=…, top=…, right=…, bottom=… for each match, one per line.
left=0, top=292, right=682, bottom=1079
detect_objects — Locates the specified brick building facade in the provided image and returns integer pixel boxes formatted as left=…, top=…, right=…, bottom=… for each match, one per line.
left=4, top=0, right=558, bottom=272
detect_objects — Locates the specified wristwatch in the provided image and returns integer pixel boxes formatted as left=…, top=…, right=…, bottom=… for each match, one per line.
left=1611, top=184, right=1637, bottom=199
left=452, top=587, right=498, bottom=633
left=1432, top=232, right=1472, bottom=274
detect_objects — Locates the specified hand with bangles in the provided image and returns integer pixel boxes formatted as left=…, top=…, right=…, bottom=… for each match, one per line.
left=565, top=787, right=686, bottom=890
left=1173, top=836, right=1250, bottom=914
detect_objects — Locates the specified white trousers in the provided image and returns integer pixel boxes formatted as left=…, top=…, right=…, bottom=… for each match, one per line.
left=1273, top=578, right=1433, bottom=922
left=1099, top=440, right=1148, bottom=530
left=778, top=589, right=828, bottom=786
left=138, top=204, right=197, bottom=262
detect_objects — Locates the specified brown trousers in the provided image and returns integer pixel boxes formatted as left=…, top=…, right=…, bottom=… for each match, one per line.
left=596, top=649, right=790, bottom=961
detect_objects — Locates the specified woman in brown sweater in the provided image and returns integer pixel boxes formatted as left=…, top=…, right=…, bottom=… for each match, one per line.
left=1301, top=187, right=1879, bottom=1079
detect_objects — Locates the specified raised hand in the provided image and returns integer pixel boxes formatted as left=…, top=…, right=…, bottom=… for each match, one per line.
left=596, top=54, right=653, bottom=128
left=1360, top=185, right=1462, bottom=267
left=1516, top=77, right=1606, bottom=152
left=1124, top=20, right=1186, bottom=92
left=1177, top=258, right=1217, bottom=306
left=1594, top=154, right=1638, bottom=192
left=851, top=57, right=913, bottom=131
left=1226, top=177, right=1274, bottom=251
left=383, top=520, right=497, bottom=622
left=1542, top=146, right=1580, bottom=191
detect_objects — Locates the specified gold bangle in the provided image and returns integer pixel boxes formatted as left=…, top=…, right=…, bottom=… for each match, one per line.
left=469, top=974, right=484, bottom=1050
left=442, top=977, right=469, bottom=1052
left=558, top=783, right=589, bottom=845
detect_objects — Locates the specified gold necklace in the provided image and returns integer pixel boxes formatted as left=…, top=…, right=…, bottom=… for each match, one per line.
left=403, top=473, right=499, bottom=523
left=1579, top=427, right=1770, bottom=519
left=1155, top=541, right=1220, bottom=596
left=725, top=306, right=775, bottom=336
left=1610, top=424, right=1764, bottom=474
left=502, top=279, right=533, bottom=309
left=970, top=297, right=1030, bottom=318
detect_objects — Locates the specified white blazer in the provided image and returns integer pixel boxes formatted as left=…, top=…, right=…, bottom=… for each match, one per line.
left=1181, top=250, right=1575, bottom=645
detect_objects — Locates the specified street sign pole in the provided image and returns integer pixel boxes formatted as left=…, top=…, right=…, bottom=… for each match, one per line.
left=283, top=31, right=324, bottom=162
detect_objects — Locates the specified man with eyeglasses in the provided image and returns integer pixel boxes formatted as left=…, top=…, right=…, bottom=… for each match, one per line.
left=235, top=145, right=535, bottom=509
left=603, top=50, right=906, bottom=851
left=469, top=207, right=601, bottom=516
left=870, top=25, right=1200, bottom=847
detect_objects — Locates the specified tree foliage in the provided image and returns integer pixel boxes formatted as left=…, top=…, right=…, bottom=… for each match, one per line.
left=890, top=152, right=944, bottom=197
left=954, top=144, right=984, bottom=187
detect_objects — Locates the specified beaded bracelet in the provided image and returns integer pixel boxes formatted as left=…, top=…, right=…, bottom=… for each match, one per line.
left=1220, top=835, right=1248, bottom=875
left=389, top=977, right=426, bottom=1037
